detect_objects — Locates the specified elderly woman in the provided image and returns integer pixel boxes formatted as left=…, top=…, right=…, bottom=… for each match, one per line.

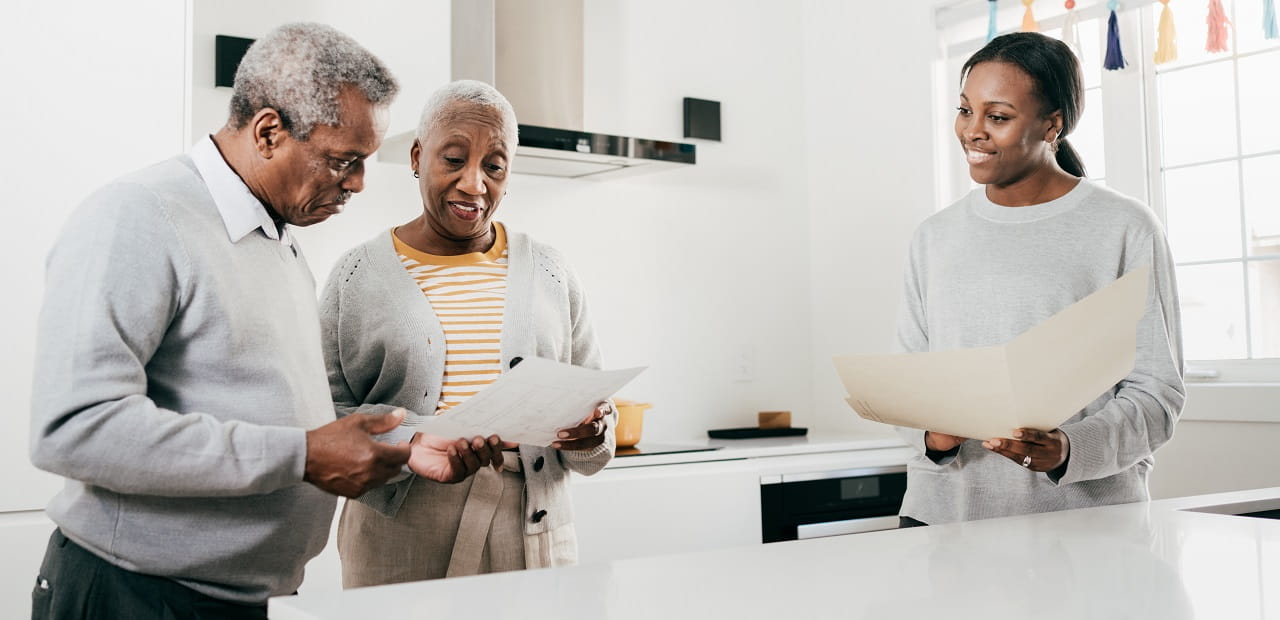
left=319, top=80, right=615, bottom=586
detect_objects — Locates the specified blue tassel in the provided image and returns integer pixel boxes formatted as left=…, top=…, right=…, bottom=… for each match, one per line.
left=988, top=0, right=999, bottom=41
left=1266, top=0, right=1279, bottom=40
left=1104, top=5, right=1127, bottom=70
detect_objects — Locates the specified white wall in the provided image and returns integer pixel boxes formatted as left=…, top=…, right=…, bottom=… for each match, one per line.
left=800, top=0, right=941, bottom=435
left=503, top=0, right=817, bottom=440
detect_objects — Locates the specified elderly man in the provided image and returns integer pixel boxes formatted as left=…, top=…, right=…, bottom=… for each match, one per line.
left=29, top=23, right=497, bottom=619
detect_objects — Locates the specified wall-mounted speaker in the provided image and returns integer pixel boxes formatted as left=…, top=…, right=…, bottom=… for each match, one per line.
left=215, top=35, right=255, bottom=88
left=683, top=97, right=721, bottom=142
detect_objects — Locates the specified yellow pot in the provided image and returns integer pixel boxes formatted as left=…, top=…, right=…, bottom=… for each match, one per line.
left=613, top=399, right=652, bottom=448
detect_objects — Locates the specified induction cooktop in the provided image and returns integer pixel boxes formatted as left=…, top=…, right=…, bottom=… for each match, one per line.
left=615, top=443, right=722, bottom=457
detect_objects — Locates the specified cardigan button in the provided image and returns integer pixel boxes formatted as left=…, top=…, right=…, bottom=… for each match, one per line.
left=533, top=456, right=545, bottom=472
left=531, top=509, right=547, bottom=524
left=509, top=356, right=524, bottom=369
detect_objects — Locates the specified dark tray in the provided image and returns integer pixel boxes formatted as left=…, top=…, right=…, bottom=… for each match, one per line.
left=707, top=427, right=808, bottom=439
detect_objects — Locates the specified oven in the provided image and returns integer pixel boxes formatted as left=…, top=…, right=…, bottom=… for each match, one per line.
left=760, top=464, right=907, bottom=543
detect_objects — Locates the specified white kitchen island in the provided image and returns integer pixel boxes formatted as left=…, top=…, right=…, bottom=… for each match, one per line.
left=271, top=486, right=1280, bottom=619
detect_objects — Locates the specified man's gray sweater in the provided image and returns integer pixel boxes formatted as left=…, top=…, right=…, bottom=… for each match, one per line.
left=30, top=156, right=336, bottom=603
left=895, top=180, right=1185, bottom=524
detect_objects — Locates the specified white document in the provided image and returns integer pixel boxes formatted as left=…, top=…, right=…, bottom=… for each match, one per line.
left=405, top=357, right=646, bottom=447
left=833, top=265, right=1150, bottom=440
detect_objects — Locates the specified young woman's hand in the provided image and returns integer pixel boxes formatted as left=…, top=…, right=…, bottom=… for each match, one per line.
left=983, top=428, right=1070, bottom=473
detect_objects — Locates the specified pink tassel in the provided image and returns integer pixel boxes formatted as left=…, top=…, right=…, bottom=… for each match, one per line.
left=1205, top=0, right=1231, bottom=53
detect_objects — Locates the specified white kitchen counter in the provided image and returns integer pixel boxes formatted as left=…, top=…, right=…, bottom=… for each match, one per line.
left=270, top=486, right=1280, bottom=619
left=606, top=432, right=907, bottom=468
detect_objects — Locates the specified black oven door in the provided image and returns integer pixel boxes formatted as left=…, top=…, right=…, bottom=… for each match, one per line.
left=760, top=465, right=907, bottom=543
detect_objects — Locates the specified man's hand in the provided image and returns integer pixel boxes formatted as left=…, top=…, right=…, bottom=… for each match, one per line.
left=551, top=402, right=612, bottom=452
left=409, top=434, right=516, bottom=483
left=304, top=409, right=412, bottom=498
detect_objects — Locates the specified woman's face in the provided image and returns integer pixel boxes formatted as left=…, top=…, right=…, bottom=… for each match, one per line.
left=411, top=103, right=512, bottom=244
left=955, top=61, right=1060, bottom=188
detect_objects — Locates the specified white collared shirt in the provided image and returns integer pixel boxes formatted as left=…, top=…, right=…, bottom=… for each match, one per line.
left=189, top=135, right=293, bottom=247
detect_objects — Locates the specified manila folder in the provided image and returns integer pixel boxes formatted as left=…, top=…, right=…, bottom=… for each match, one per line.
left=833, top=265, right=1150, bottom=440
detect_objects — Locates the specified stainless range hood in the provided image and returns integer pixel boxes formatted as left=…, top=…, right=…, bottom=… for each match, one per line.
left=379, top=0, right=696, bottom=180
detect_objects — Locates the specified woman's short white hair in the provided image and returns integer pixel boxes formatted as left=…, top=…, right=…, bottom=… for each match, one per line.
left=229, top=23, right=398, bottom=140
left=416, top=80, right=519, bottom=152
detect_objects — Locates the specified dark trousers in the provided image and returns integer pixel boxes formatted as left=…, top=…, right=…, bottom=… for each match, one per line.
left=32, top=529, right=267, bottom=620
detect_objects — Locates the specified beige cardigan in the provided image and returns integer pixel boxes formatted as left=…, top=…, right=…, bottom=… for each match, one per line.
left=318, top=226, right=615, bottom=576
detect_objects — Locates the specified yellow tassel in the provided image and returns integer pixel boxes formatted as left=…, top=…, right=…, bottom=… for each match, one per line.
left=1154, top=0, right=1178, bottom=64
left=1021, top=0, right=1039, bottom=32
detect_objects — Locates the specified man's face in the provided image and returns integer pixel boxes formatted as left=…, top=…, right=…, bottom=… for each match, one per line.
left=261, top=86, right=389, bottom=227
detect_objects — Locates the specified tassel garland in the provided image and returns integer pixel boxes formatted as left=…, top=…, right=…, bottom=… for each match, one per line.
left=1154, top=0, right=1178, bottom=64
left=1061, top=0, right=1082, bottom=54
left=1206, top=0, right=1230, bottom=52
left=1104, top=0, right=1128, bottom=70
left=1021, top=0, right=1039, bottom=31
left=988, top=0, right=999, bottom=41
left=1264, top=0, right=1278, bottom=40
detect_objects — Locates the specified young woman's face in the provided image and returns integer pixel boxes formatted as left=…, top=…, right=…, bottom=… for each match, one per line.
left=955, top=61, right=1060, bottom=188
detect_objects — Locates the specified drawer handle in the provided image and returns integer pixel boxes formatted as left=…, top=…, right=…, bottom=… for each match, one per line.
left=795, top=515, right=901, bottom=539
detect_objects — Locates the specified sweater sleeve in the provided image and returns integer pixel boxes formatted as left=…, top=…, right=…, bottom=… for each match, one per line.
left=557, top=258, right=615, bottom=475
left=891, top=231, right=956, bottom=462
left=318, top=251, right=418, bottom=452
left=28, top=183, right=307, bottom=497
left=1052, top=230, right=1185, bottom=485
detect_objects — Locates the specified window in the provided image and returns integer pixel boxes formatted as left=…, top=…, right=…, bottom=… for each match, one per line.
left=934, top=0, right=1280, bottom=381
left=1145, top=1, right=1280, bottom=366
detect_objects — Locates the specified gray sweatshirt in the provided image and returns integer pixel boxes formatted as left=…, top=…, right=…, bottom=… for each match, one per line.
left=29, top=156, right=336, bottom=603
left=895, top=180, right=1185, bottom=524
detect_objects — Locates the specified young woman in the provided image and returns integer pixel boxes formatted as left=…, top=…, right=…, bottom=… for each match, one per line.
left=896, top=32, right=1184, bottom=526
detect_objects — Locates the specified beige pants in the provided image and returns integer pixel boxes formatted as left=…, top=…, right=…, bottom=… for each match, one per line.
left=338, top=467, right=526, bottom=588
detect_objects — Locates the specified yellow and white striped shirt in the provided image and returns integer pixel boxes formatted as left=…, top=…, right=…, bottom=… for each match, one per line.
left=393, top=223, right=508, bottom=414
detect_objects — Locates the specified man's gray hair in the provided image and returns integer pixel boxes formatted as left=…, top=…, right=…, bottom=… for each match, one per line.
left=229, top=23, right=398, bottom=140
left=416, top=80, right=519, bottom=152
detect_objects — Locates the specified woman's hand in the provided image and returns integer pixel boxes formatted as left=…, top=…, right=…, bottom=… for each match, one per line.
left=551, top=402, right=612, bottom=451
left=925, top=431, right=967, bottom=452
left=408, top=433, right=516, bottom=483
left=982, top=428, right=1070, bottom=473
